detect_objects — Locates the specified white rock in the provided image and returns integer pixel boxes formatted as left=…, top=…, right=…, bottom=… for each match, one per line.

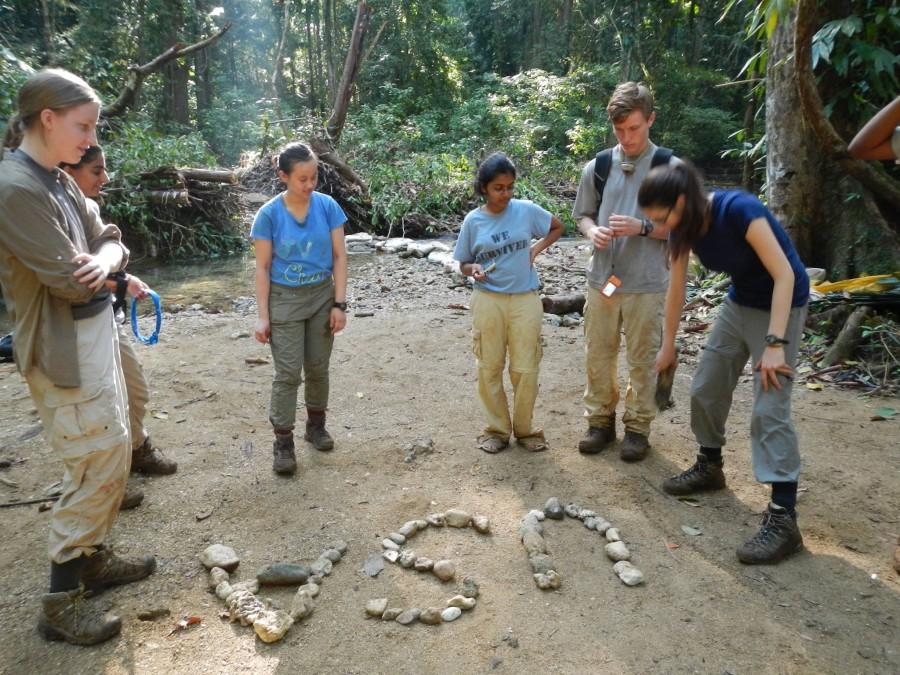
left=298, top=582, right=319, bottom=598
left=578, top=508, right=596, bottom=520
left=613, top=561, right=645, bottom=586
left=441, top=607, right=462, bottom=622
left=594, top=518, right=612, bottom=534
left=447, top=595, right=477, bottom=610
left=253, top=609, right=293, bottom=643
left=415, top=519, right=429, bottom=531
left=208, top=566, right=229, bottom=590
left=605, top=528, right=621, bottom=542
left=445, top=508, right=472, bottom=528
left=345, top=232, right=373, bottom=243
left=414, top=557, right=434, bottom=572
left=227, top=589, right=265, bottom=626
left=322, top=548, right=342, bottom=562
left=231, top=580, right=260, bottom=595
left=584, top=517, right=597, bottom=530
left=472, top=515, right=491, bottom=534
left=399, top=550, right=418, bottom=568
left=290, top=588, right=315, bottom=620
left=398, top=521, right=419, bottom=537
left=605, top=541, right=631, bottom=562
left=382, top=538, right=400, bottom=551
left=382, top=237, right=414, bottom=252
left=215, top=581, right=234, bottom=601
left=200, top=544, right=239, bottom=572
left=533, top=571, right=562, bottom=590
left=426, top=513, right=446, bottom=527
left=383, top=550, right=400, bottom=563
left=366, top=598, right=389, bottom=617
left=388, top=532, right=407, bottom=545
left=564, top=503, right=580, bottom=518
left=310, top=558, right=333, bottom=576
left=527, top=509, right=546, bottom=522
left=333, top=540, right=349, bottom=554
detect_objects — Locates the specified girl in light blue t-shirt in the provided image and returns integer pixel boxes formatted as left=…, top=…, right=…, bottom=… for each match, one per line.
left=251, top=142, right=348, bottom=475
left=454, top=152, right=563, bottom=453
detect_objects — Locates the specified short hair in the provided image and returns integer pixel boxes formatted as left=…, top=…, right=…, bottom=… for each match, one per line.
left=474, top=152, right=516, bottom=196
left=606, top=81, right=654, bottom=122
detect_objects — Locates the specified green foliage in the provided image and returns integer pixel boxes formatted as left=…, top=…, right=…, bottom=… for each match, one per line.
left=100, top=119, right=244, bottom=259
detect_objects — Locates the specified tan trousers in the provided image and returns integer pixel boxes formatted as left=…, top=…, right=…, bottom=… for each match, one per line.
left=26, top=309, right=130, bottom=564
left=583, top=287, right=664, bottom=436
left=471, top=289, right=544, bottom=440
left=118, top=328, right=150, bottom=450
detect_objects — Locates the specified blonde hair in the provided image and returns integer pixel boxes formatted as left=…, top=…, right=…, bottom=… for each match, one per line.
left=3, top=69, right=100, bottom=149
left=606, top=81, right=654, bottom=122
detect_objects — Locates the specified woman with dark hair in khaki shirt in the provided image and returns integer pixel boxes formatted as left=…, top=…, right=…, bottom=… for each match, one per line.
left=0, top=69, right=156, bottom=646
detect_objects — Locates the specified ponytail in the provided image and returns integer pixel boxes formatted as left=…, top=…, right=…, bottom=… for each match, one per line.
left=3, top=115, right=25, bottom=150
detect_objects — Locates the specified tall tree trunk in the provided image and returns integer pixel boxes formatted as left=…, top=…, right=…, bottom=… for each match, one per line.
left=561, top=0, right=573, bottom=72
left=39, top=0, right=55, bottom=65
left=269, top=0, right=291, bottom=138
left=161, top=0, right=190, bottom=127
left=323, top=0, right=337, bottom=100
left=305, top=0, right=318, bottom=111
left=741, top=86, right=757, bottom=191
left=326, top=1, right=371, bottom=144
left=766, top=4, right=899, bottom=277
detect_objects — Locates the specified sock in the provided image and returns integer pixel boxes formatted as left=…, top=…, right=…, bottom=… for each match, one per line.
left=699, top=446, right=722, bottom=464
left=274, top=427, right=293, bottom=436
left=49, top=556, right=87, bottom=593
left=770, top=482, right=798, bottom=516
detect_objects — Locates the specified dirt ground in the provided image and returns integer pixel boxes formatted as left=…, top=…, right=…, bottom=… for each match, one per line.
left=0, top=243, right=898, bottom=675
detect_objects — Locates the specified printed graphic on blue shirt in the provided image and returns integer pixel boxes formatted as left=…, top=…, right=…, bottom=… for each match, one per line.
left=251, top=191, right=347, bottom=287
left=454, top=199, right=552, bottom=294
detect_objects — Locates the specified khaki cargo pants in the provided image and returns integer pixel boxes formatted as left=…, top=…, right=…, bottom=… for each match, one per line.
left=471, top=288, right=544, bottom=441
left=26, top=309, right=130, bottom=564
left=118, top=327, right=150, bottom=450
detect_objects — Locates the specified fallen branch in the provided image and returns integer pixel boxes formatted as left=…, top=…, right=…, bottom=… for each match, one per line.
left=820, top=306, right=873, bottom=368
left=0, top=495, right=59, bottom=509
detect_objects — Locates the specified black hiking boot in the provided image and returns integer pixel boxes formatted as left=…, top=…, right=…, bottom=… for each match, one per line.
left=619, top=431, right=650, bottom=462
left=272, top=430, right=297, bottom=475
left=119, top=484, right=144, bottom=510
left=736, top=504, right=803, bottom=565
left=662, top=454, right=726, bottom=495
left=578, top=425, right=615, bottom=455
left=38, top=588, right=121, bottom=645
left=81, top=546, right=157, bottom=594
left=304, top=409, right=334, bottom=451
left=131, top=437, right=178, bottom=475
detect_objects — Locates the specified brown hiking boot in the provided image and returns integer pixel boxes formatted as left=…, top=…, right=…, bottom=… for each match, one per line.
left=736, top=505, right=803, bottom=565
left=81, top=547, right=157, bottom=594
left=38, top=588, right=121, bottom=645
left=119, top=484, right=144, bottom=510
left=131, top=437, right=177, bottom=475
left=619, top=431, right=650, bottom=462
left=662, top=454, right=727, bottom=495
left=304, top=409, right=334, bottom=451
left=578, top=425, right=615, bottom=454
left=273, top=431, right=297, bottom=475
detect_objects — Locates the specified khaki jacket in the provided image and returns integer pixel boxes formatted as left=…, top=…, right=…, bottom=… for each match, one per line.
left=0, top=149, right=128, bottom=387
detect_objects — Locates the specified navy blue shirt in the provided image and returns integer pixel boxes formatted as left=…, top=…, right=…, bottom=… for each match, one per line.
left=693, top=191, right=808, bottom=309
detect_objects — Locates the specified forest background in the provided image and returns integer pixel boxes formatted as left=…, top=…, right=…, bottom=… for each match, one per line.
left=0, top=0, right=898, bottom=276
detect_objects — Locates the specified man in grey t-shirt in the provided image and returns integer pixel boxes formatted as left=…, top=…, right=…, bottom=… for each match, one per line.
left=572, top=82, right=677, bottom=461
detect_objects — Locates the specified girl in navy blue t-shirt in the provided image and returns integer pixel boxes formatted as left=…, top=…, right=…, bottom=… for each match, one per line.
left=638, top=161, right=809, bottom=566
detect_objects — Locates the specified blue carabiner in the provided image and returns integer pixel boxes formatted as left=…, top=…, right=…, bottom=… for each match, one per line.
left=131, top=289, right=162, bottom=345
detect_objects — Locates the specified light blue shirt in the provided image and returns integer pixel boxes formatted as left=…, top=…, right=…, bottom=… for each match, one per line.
left=251, top=191, right=346, bottom=287
left=454, top=199, right=552, bottom=294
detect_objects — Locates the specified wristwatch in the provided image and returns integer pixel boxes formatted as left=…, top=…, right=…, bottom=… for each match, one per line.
left=333, top=301, right=348, bottom=311
left=764, top=334, right=789, bottom=347
left=639, top=218, right=654, bottom=237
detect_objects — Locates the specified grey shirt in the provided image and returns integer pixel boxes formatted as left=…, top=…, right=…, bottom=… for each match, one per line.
left=571, top=142, right=671, bottom=293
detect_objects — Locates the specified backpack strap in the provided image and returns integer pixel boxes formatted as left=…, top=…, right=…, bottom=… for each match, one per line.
left=651, top=146, right=674, bottom=168
left=591, top=148, right=614, bottom=206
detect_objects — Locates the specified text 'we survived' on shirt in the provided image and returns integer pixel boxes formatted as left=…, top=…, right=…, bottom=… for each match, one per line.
left=454, top=199, right=551, bottom=294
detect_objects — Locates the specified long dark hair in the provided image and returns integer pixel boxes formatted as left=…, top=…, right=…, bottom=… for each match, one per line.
left=638, top=161, right=709, bottom=260
left=276, top=141, right=317, bottom=174
left=474, top=151, right=516, bottom=197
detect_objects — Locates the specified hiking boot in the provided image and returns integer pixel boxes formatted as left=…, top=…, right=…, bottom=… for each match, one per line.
left=81, top=547, right=157, bottom=594
left=131, top=437, right=178, bottom=475
left=578, top=425, right=615, bottom=455
left=119, top=484, right=144, bottom=510
left=619, top=431, right=650, bottom=462
left=736, top=505, right=803, bottom=565
left=661, top=454, right=726, bottom=495
left=273, top=431, right=297, bottom=475
left=304, top=409, right=334, bottom=451
left=38, top=588, right=121, bottom=645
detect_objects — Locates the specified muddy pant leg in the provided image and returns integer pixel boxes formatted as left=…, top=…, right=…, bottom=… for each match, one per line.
left=746, top=304, right=807, bottom=483
left=117, top=327, right=149, bottom=450
left=507, top=291, right=544, bottom=439
left=27, top=310, right=130, bottom=564
left=472, top=289, right=511, bottom=439
left=303, top=297, right=334, bottom=411
left=583, top=285, right=622, bottom=428
left=690, top=298, right=750, bottom=449
left=620, top=292, right=665, bottom=436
